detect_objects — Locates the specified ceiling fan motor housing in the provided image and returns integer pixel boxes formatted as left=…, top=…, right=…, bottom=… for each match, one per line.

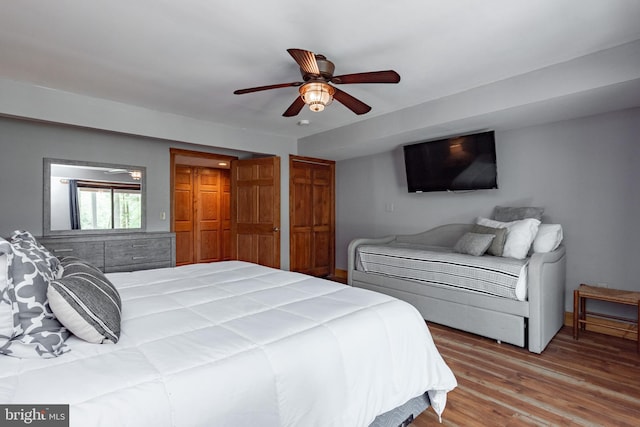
left=302, top=54, right=335, bottom=81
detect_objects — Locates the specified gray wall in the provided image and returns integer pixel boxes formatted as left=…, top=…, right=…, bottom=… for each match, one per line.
left=0, top=118, right=163, bottom=235
left=336, top=108, right=640, bottom=313
left=0, top=116, right=293, bottom=264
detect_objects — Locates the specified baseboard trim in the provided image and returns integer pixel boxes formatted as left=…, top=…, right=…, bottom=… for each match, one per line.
left=564, top=311, right=638, bottom=341
left=334, top=269, right=347, bottom=280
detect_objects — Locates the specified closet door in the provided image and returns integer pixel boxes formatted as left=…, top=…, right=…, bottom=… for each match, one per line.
left=174, top=165, right=195, bottom=265
left=173, top=165, right=231, bottom=265
left=195, top=167, right=222, bottom=263
left=289, top=156, right=335, bottom=277
left=220, top=171, right=232, bottom=260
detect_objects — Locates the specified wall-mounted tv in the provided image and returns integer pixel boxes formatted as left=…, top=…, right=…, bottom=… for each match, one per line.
left=403, top=130, right=497, bottom=193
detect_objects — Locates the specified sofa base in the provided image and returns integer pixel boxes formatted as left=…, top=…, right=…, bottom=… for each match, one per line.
left=353, top=277, right=526, bottom=348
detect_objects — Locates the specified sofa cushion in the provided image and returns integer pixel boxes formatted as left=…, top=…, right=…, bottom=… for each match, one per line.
left=492, top=206, right=544, bottom=222
left=453, top=232, right=495, bottom=256
left=476, top=217, right=540, bottom=260
left=532, top=224, right=563, bottom=253
left=470, top=224, right=507, bottom=256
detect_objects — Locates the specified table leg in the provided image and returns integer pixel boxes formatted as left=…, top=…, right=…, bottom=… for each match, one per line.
left=573, top=290, right=579, bottom=340
left=580, top=296, right=586, bottom=331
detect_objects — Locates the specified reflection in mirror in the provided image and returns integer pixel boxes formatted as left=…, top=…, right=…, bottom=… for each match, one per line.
left=44, top=159, right=146, bottom=235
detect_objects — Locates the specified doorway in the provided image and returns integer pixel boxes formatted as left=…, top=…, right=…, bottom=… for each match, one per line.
left=171, top=148, right=282, bottom=268
left=171, top=148, right=235, bottom=266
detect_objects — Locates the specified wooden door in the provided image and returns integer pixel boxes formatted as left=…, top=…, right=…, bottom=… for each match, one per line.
left=174, top=165, right=195, bottom=265
left=231, top=157, right=280, bottom=268
left=289, top=156, right=335, bottom=277
left=173, top=165, right=231, bottom=265
left=220, top=171, right=232, bottom=260
left=195, top=167, right=222, bottom=263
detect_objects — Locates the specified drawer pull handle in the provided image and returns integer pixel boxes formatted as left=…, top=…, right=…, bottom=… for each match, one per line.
left=132, top=256, right=147, bottom=260
left=132, top=244, right=149, bottom=248
left=53, top=248, right=74, bottom=253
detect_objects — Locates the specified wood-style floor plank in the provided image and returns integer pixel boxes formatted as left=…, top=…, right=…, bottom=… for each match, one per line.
left=411, top=323, right=640, bottom=426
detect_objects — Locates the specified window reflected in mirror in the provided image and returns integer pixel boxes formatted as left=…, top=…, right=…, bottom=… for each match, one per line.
left=72, top=181, right=142, bottom=230
left=45, top=159, right=146, bottom=235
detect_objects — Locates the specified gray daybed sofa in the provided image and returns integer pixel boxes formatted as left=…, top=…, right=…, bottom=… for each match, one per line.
left=348, top=223, right=566, bottom=353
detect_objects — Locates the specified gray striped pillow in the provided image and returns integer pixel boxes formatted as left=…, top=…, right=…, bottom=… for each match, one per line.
left=48, top=257, right=121, bottom=344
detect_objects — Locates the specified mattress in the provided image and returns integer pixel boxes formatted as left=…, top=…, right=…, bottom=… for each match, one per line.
left=0, top=261, right=456, bottom=427
left=356, top=243, right=528, bottom=301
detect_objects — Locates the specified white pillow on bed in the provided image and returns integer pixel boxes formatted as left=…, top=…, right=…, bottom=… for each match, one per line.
left=476, top=217, right=540, bottom=260
left=532, top=224, right=563, bottom=253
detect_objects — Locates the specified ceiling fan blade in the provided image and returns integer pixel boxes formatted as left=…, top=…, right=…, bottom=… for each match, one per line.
left=282, top=96, right=306, bottom=117
left=331, top=70, right=401, bottom=85
left=332, top=87, right=371, bottom=115
left=234, top=82, right=302, bottom=95
left=287, top=48, right=320, bottom=75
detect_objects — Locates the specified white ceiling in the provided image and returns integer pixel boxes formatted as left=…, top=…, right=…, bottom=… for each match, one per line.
left=1, top=1, right=640, bottom=160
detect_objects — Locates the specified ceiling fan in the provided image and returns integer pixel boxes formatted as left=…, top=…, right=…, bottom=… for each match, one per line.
left=233, top=48, right=401, bottom=117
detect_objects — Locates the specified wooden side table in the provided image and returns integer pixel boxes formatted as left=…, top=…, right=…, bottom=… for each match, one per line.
left=573, top=284, right=640, bottom=353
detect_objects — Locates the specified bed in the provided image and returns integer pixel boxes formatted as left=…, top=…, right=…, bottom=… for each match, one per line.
left=0, top=259, right=457, bottom=427
left=348, top=223, right=567, bottom=354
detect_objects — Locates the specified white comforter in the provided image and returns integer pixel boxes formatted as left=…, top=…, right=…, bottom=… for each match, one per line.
left=0, top=261, right=456, bottom=426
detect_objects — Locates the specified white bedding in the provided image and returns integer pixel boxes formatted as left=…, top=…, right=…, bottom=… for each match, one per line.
left=0, top=261, right=456, bottom=427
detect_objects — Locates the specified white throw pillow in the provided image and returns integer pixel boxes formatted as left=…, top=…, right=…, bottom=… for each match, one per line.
left=476, top=217, right=541, bottom=259
left=532, top=224, right=563, bottom=253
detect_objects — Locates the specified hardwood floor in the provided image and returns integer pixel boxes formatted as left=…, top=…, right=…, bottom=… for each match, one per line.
left=411, top=323, right=640, bottom=426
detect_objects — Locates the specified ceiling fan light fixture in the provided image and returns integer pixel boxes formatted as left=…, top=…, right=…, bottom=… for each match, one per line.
left=299, top=82, right=335, bottom=112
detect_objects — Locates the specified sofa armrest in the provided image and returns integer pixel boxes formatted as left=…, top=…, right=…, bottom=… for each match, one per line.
left=527, top=245, right=567, bottom=353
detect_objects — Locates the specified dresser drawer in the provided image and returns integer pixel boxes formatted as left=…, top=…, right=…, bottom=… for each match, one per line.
left=39, top=232, right=175, bottom=273
left=105, top=237, right=172, bottom=267
left=42, top=241, right=105, bottom=269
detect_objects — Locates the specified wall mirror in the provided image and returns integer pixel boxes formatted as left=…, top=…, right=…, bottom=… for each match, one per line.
left=43, top=158, right=146, bottom=236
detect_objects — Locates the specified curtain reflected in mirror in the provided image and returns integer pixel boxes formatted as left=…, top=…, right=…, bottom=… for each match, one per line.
left=44, top=159, right=146, bottom=235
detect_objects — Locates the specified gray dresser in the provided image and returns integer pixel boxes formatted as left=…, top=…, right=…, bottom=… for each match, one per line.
left=39, top=232, right=176, bottom=273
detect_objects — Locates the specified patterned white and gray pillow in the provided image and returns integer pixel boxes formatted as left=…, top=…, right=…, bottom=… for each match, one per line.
left=0, top=253, right=13, bottom=350
left=48, top=257, right=122, bottom=344
left=9, top=230, right=63, bottom=278
left=0, top=235, right=69, bottom=358
left=453, top=232, right=495, bottom=257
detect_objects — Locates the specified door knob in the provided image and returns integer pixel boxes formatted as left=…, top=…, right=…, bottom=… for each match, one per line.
left=273, top=227, right=280, bottom=232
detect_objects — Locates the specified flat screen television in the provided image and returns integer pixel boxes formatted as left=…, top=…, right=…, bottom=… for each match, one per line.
left=403, top=130, right=497, bottom=193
